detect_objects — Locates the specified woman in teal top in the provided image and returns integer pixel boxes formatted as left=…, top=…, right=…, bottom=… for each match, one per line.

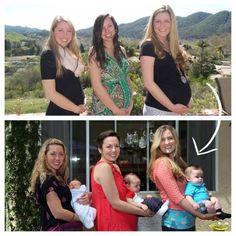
left=88, top=14, right=133, bottom=115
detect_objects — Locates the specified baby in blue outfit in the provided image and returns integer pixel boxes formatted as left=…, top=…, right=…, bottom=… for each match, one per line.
left=185, top=165, right=231, bottom=220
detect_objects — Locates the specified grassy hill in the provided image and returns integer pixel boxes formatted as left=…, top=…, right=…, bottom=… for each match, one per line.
left=178, top=11, right=231, bottom=39
left=5, top=32, right=27, bottom=42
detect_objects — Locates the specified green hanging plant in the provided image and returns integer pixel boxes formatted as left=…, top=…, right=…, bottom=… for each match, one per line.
left=5, top=121, right=41, bottom=231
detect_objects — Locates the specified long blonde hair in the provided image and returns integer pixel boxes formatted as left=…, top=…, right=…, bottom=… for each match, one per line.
left=141, top=5, right=187, bottom=72
left=147, top=125, right=187, bottom=182
left=30, top=138, right=69, bottom=193
left=43, top=16, right=82, bottom=78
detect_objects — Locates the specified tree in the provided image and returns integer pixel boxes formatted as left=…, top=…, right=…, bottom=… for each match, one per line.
left=189, top=40, right=216, bottom=78
left=128, top=60, right=144, bottom=115
left=5, top=39, right=12, bottom=57
left=5, top=39, right=12, bottom=51
left=5, top=65, right=41, bottom=98
left=120, top=39, right=137, bottom=57
left=215, top=45, right=225, bottom=60
left=80, top=43, right=85, bottom=53
left=196, top=40, right=209, bottom=69
left=5, top=121, right=41, bottom=231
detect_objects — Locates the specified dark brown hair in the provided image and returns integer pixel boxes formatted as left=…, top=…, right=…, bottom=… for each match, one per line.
left=96, top=130, right=120, bottom=149
left=88, top=14, right=125, bottom=68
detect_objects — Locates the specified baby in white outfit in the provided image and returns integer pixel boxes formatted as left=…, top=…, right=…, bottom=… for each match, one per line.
left=69, top=180, right=96, bottom=229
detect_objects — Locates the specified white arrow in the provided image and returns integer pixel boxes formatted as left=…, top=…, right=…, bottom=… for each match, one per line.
left=192, top=83, right=222, bottom=156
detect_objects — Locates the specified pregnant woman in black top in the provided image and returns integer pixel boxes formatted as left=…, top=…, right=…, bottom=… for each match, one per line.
left=140, top=5, right=192, bottom=115
left=40, top=16, right=86, bottom=115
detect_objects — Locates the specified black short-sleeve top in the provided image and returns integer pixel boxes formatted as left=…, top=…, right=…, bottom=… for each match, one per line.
left=40, top=50, right=85, bottom=115
left=35, top=175, right=74, bottom=230
left=140, top=41, right=191, bottom=111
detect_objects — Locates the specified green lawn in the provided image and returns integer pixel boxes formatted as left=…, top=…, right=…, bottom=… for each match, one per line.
left=5, top=98, right=48, bottom=115
left=5, top=82, right=219, bottom=115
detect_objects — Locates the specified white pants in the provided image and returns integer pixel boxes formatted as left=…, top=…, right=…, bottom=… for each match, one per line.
left=143, top=104, right=180, bottom=116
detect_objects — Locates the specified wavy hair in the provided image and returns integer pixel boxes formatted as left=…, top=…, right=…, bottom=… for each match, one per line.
left=30, top=138, right=69, bottom=193
left=147, top=125, right=187, bottom=182
left=141, top=5, right=187, bottom=72
left=43, top=16, right=82, bottom=78
left=88, top=14, right=125, bottom=68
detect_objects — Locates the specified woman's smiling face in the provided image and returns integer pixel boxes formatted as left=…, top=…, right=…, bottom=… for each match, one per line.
left=54, top=21, right=73, bottom=48
left=46, top=144, right=65, bottom=172
left=99, top=136, right=120, bottom=162
left=153, top=11, right=171, bottom=41
left=101, top=16, right=116, bottom=42
left=159, top=129, right=176, bottom=155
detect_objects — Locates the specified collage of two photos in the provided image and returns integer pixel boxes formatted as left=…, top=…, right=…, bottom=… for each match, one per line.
left=4, top=120, right=232, bottom=232
left=4, top=0, right=232, bottom=233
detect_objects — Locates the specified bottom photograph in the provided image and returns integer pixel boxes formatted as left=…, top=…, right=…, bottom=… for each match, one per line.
left=5, top=120, right=231, bottom=232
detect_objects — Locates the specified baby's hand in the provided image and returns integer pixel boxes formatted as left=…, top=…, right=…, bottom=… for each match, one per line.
left=141, top=204, right=149, bottom=211
left=143, top=208, right=155, bottom=217
left=193, top=203, right=200, bottom=210
left=77, top=192, right=91, bottom=205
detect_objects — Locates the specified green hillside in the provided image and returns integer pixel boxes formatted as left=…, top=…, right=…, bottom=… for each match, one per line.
left=78, top=10, right=231, bottom=40
left=179, top=11, right=231, bottom=39
left=5, top=32, right=27, bottom=42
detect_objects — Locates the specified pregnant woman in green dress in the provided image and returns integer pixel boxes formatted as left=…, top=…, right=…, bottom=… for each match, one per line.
left=88, top=14, right=133, bottom=115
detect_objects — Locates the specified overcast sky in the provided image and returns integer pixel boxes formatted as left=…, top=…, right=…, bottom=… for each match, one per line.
left=4, top=0, right=232, bottom=30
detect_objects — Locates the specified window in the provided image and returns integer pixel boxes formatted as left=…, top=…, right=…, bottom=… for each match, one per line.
left=71, top=121, right=86, bottom=184
left=41, top=120, right=217, bottom=191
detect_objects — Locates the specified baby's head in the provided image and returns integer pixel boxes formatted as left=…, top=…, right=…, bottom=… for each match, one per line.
left=124, top=173, right=141, bottom=193
left=185, top=165, right=204, bottom=184
left=69, top=179, right=82, bottom=189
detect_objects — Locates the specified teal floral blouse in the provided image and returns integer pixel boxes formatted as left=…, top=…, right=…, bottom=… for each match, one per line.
left=92, top=53, right=132, bottom=115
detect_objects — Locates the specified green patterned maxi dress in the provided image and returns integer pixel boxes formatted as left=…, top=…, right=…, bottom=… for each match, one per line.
left=92, top=54, right=132, bottom=115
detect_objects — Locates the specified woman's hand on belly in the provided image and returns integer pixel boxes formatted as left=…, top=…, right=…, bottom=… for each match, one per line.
left=171, top=103, right=188, bottom=115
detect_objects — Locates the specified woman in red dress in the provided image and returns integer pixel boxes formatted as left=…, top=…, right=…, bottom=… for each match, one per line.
left=91, top=130, right=153, bottom=231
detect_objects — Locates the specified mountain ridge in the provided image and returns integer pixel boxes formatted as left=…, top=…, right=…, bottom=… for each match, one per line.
left=5, top=10, right=231, bottom=40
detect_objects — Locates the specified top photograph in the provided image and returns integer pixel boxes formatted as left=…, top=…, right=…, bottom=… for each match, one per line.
left=4, top=0, right=231, bottom=116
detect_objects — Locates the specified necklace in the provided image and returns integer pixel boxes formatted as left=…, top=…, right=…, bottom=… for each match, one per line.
left=178, top=67, right=187, bottom=84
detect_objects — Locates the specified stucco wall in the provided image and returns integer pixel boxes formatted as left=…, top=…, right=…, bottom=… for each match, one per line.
left=196, top=120, right=231, bottom=231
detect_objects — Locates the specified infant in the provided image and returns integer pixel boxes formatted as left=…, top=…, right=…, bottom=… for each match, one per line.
left=124, top=173, right=169, bottom=215
left=185, top=165, right=231, bottom=220
left=69, top=179, right=96, bottom=229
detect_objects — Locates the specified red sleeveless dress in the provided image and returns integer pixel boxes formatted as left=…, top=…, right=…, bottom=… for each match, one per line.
left=91, top=161, right=138, bottom=231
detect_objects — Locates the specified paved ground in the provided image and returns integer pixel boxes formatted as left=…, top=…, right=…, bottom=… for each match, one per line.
left=84, top=194, right=231, bottom=232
